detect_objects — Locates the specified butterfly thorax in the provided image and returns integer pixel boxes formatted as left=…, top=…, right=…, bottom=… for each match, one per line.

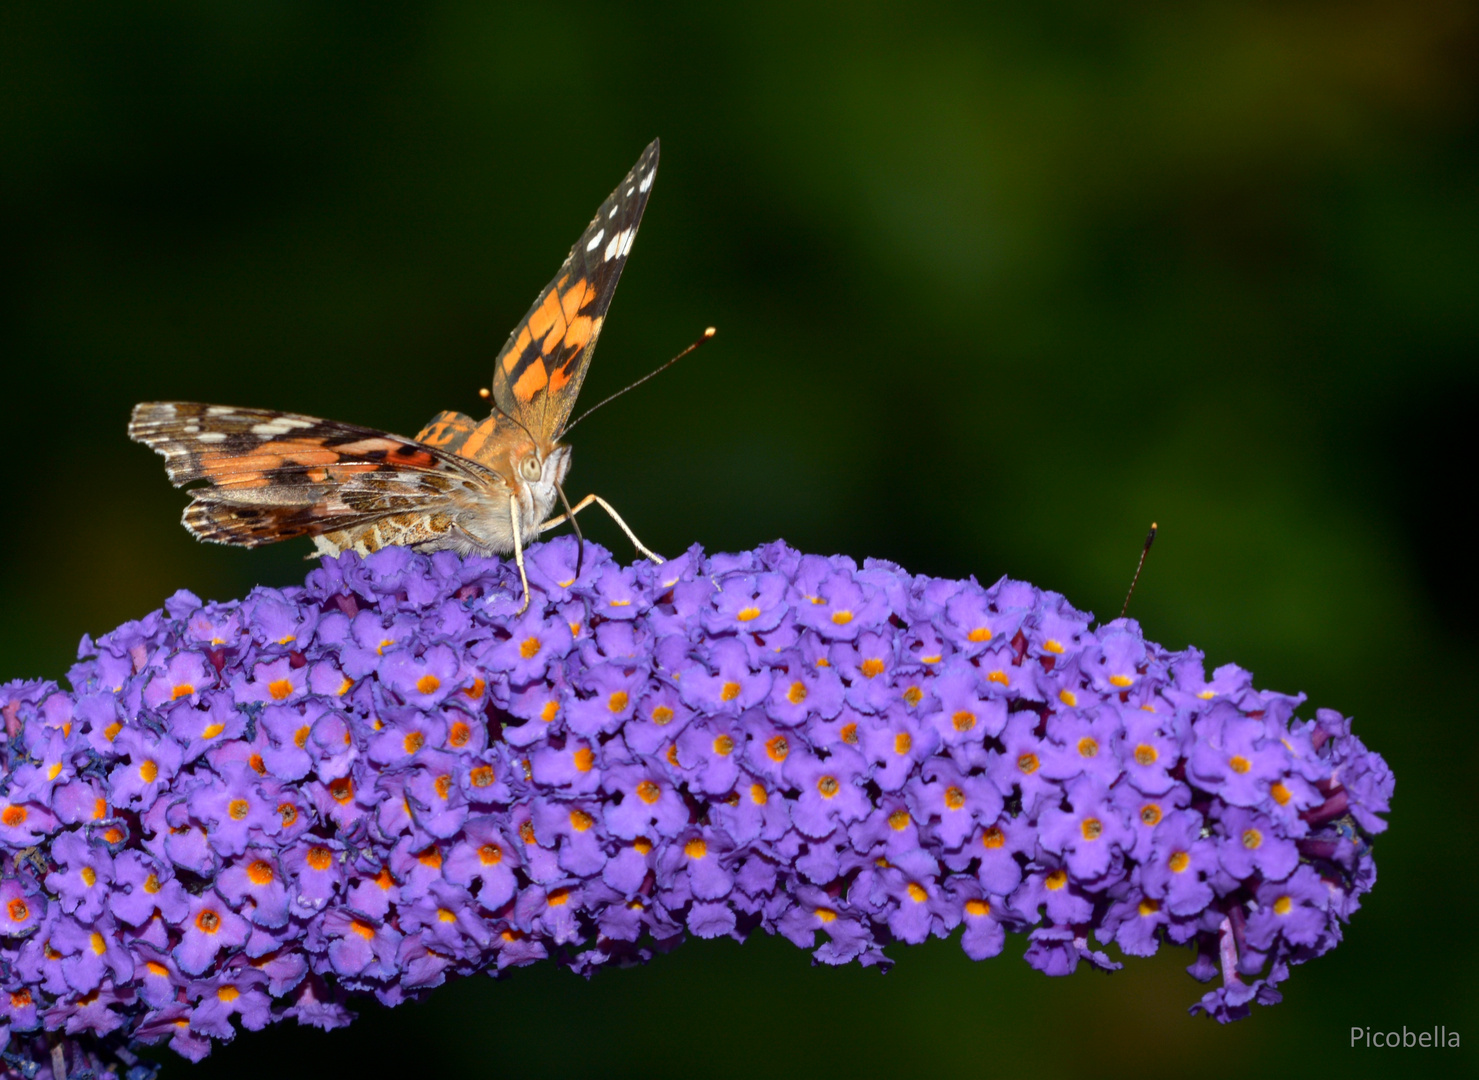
left=309, top=411, right=569, bottom=560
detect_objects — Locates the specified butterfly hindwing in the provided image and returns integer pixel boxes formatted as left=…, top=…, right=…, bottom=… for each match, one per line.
left=491, top=138, right=658, bottom=442
left=415, top=410, right=480, bottom=453
left=129, top=402, right=506, bottom=548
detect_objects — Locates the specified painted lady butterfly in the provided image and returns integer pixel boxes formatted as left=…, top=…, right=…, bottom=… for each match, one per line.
left=130, top=140, right=664, bottom=611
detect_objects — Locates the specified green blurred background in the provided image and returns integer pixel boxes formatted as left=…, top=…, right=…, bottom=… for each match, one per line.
left=2, top=3, right=1475, bottom=1077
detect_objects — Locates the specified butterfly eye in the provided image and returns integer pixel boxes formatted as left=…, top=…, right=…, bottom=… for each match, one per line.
left=519, top=456, right=542, bottom=482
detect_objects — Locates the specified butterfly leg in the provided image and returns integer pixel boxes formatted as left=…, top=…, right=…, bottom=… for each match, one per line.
left=509, top=495, right=532, bottom=614
left=540, top=494, right=664, bottom=564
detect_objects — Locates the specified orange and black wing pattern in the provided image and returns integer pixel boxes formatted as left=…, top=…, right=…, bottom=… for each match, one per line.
left=490, top=138, right=658, bottom=442
left=129, top=402, right=503, bottom=546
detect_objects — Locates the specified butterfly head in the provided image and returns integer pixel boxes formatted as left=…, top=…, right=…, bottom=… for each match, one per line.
left=506, top=436, right=572, bottom=541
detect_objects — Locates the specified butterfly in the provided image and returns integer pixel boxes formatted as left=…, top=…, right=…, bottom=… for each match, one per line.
left=130, top=139, right=664, bottom=612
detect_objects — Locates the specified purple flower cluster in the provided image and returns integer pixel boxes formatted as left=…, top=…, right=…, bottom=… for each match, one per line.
left=0, top=538, right=1391, bottom=1074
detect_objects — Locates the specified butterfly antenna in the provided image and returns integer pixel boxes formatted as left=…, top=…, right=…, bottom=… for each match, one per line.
left=1120, top=523, right=1158, bottom=619
left=479, top=394, right=539, bottom=444
left=556, top=482, right=585, bottom=580
left=561, top=327, right=715, bottom=436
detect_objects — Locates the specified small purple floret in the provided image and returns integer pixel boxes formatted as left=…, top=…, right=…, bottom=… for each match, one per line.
left=0, top=537, right=1391, bottom=1075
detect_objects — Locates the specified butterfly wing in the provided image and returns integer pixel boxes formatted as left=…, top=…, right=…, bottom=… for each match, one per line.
left=490, top=138, right=658, bottom=442
left=129, top=402, right=510, bottom=548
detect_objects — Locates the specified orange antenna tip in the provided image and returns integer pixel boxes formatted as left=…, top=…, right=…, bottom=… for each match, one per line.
left=703, top=326, right=716, bottom=338
left=478, top=388, right=491, bottom=399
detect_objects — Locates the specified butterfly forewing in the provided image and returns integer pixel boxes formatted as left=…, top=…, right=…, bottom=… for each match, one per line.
left=129, top=402, right=508, bottom=549
left=491, top=138, right=659, bottom=443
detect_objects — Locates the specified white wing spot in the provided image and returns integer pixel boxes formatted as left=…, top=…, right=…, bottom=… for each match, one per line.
left=586, top=228, right=605, bottom=252
left=608, top=205, right=618, bottom=219
left=604, top=231, right=623, bottom=261
left=620, top=228, right=636, bottom=256
left=626, top=187, right=635, bottom=197
left=639, top=169, right=654, bottom=193
left=250, top=418, right=313, bottom=436
left=206, top=407, right=237, bottom=416
left=197, top=432, right=227, bottom=443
